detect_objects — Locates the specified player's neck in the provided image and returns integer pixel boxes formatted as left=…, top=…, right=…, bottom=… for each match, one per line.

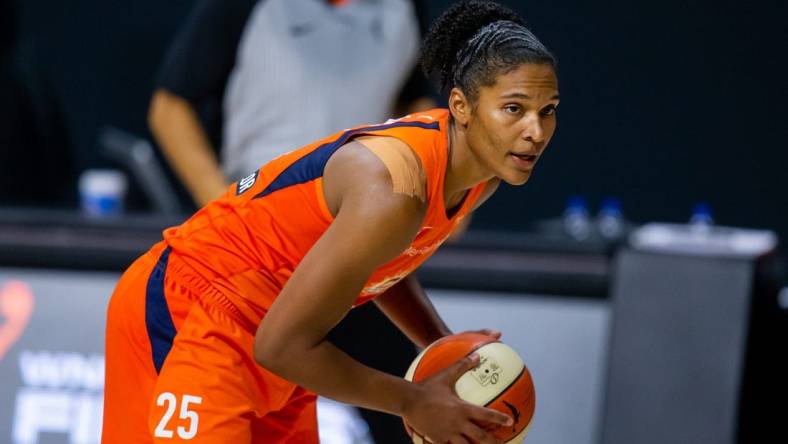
left=445, top=119, right=494, bottom=202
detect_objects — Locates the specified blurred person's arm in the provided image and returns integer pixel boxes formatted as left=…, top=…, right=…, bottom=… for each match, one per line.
left=149, top=90, right=226, bottom=206
left=149, top=0, right=257, bottom=206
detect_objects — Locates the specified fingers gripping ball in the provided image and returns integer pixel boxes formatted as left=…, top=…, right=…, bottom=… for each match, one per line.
left=404, top=333, right=535, bottom=443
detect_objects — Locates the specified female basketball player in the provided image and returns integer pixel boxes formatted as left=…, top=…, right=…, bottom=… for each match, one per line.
left=102, top=1, right=559, bottom=443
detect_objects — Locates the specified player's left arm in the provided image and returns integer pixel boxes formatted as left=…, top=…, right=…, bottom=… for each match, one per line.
left=374, top=179, right=502, bottom=348
left=373, top=275, right=450, bottom=349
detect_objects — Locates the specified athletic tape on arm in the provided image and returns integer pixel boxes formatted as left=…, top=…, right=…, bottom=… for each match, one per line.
left=358, top=137, right=427, bottom=202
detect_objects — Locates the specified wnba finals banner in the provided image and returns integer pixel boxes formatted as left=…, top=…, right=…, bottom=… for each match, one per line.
left=0, top=270, right=118, bottom=444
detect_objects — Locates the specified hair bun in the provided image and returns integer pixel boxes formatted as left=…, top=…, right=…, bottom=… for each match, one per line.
left=421, top=1, right=523, bottom=93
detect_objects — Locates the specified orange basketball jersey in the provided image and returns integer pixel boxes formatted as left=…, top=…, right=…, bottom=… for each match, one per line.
left=162, top=108, right=487, bottom=326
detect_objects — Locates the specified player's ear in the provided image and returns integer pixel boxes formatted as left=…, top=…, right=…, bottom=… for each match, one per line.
left=448, top=87, right=471, bottom=128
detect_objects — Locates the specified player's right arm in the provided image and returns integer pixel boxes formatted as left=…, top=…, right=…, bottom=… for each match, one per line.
left=254, top=140, right=511, bottom=444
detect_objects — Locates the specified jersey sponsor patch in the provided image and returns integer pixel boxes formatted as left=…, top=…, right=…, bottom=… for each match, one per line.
left=236, top=171, right=259, bottom=195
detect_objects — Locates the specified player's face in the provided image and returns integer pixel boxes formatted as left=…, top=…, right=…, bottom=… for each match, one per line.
left=467, top=63, right=559, bottom=185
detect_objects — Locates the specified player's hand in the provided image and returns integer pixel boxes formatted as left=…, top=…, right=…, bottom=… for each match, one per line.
left=402, top=353, right=512, bottom=444
left=458, top=329, right=502, bottom=341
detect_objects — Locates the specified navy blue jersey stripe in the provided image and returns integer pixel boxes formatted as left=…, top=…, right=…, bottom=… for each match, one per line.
left=145, top=246, right=176, bottom=374
left=253, top=120, right=440, bottom=199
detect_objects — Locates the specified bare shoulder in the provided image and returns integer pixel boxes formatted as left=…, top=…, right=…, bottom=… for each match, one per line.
left=355, top=136, right=427, bottom=202
left=324, top=137, right=427, bottom=215
left=322, top=140, right=427, bottom=255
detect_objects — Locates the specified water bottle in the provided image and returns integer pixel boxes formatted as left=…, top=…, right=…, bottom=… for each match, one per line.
left=78, top=169, right=128, bottom=217
left=689, top=202, right=714, bottom=234
left=563, top=196, right=592, bottom=241
left=689, top=203, right=714, bottom=225
left=596, top=197, right=625, bottom=240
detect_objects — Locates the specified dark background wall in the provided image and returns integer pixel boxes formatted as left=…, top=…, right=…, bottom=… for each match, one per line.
left=2, top=0, right=786, bottom=238
left=464, top=0, right=788, bottom=238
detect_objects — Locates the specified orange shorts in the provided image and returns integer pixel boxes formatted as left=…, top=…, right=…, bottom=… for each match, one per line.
left=102, top=243, right=318, bottom=443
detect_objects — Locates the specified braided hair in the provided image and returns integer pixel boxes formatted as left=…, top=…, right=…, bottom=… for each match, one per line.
left=421, top=1, right=556, bottom=102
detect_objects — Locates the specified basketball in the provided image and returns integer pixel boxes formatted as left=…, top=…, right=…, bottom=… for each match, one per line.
left=404, top=333, right=535, bottom=444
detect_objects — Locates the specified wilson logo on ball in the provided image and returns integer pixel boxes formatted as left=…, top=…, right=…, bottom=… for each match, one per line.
left=470, top=356, right=503, bottom=386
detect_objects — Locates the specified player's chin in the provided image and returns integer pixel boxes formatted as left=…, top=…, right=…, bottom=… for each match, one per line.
left=501, top=169, right=533, bottom=186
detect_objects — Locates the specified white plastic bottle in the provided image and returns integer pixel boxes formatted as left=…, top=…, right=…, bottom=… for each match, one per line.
left=563, top=196, right=592, bottom=241
left=597, top=197, right=625, bottom=240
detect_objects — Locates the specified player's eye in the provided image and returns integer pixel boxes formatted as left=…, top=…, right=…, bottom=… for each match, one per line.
left=540, top=104, right=557, bottom=116
left=503, top=104, right=522, bottom=115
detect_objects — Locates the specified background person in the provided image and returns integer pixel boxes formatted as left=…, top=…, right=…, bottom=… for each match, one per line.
left=148, top=0, right=434, bottom=207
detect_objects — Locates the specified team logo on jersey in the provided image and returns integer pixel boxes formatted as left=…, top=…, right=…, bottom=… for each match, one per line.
left=361, top=271, right=410, bottom=296
left=405, top=231, right=451, bottom=257
left=236, top=171, right=259, bottom=195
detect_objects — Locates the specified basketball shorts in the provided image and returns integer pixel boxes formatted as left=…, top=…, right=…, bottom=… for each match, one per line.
left=101, top=242, right=318, bottom=443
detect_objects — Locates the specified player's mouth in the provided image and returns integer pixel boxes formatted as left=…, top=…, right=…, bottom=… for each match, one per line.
left=510, top=152, right=538, bottom=170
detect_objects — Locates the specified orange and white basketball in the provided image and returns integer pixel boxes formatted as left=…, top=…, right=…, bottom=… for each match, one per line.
left=404, top=333, right=535, bottom=443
